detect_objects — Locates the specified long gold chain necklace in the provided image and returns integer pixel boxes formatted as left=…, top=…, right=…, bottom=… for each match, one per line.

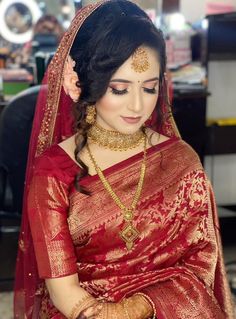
left=87, top=123, right=145, bottom=151
left=86, top=136, right=147, bottom=250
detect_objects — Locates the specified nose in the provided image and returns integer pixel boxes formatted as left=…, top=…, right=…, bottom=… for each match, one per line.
left=127, top=90, right=143, bottom=114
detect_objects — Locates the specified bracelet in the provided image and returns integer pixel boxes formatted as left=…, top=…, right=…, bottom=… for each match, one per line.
left=69, top=295, right=96, bottom=319
left=98, top=302, right=119, bottom=319
left=134, top=292, right=157, bottom=319
left=97, top=302, right=107, bottom=319
left=123, top=298, right=131, bottom=319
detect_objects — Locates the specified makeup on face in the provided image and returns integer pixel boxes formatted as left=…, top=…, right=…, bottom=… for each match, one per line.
left=120, top=116, right=142, bottom=124
left=95, top=46, right=160, bottom=134
left=108, top=77, right=159, bottom=96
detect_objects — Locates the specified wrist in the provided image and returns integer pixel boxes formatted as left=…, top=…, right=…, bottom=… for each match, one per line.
left=133, top=293, right=156, bottom=319
left=121, top=295, right=153, bottom=319
left=69, top=294, right=97, bottom=319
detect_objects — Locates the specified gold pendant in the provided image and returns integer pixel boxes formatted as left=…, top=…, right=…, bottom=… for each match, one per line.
left=124, top=209, right=133, bottom=222
left=120, top=223, right=140, bottom=251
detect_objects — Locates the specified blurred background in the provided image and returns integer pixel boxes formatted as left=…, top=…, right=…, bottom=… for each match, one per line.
left=0, top=0, right=236, bottom=317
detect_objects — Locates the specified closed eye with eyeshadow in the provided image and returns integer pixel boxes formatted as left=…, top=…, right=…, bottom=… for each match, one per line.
left=109, top=81, right=159, bottom=95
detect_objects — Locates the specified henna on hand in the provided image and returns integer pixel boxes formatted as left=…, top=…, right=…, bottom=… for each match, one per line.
left=121, top=294, right=154, bottom=319
left=76, top=302, right=102, bottom=319
left=76, top=295, right=154, bottom=319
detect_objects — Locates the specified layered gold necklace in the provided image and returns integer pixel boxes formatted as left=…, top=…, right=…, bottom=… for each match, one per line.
left=87, top=123, right=145, bottom=151
left=86, top=135, right=147, bottom=250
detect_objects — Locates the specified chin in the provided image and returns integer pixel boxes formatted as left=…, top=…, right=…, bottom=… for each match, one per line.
left=116, top=124, right=143, bottom=135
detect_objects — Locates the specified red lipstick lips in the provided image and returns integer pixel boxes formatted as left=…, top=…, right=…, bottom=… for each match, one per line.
left=121, top=116, right=141, bottom=124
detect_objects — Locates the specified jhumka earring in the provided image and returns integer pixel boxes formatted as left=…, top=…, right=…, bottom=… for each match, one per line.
left=86, top=105, right=96, bottom=125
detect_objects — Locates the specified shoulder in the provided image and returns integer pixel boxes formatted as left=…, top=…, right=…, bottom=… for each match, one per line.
left=145, top=128, right=199, bottom=160
left=58, top=134, right=77, bottom=162
left=145, top=128, right=170, bottom=146
left=145, top=130, right=211, bottom=203
left=145, top=128, right=194, bottom=160
left=176, top=139, right=202, bottom=168
left=147, top=129, right=204, bottom=177
left=154, top=129, right=202, bottom=168
left=33, top=141, right=79, bottom=184
left=170, top=140, right=206, bottom=186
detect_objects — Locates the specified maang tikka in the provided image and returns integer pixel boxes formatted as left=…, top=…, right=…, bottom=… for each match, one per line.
left=86, top=105, right=96, bottom=124
left=131, top=47, right=150, bottom=73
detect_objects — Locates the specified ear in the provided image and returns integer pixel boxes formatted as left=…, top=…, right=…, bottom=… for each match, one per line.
left=63, top=56, right=81, bottom=102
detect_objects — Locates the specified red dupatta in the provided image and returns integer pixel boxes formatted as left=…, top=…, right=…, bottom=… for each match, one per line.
left=14, top=3, right=107, bottom=318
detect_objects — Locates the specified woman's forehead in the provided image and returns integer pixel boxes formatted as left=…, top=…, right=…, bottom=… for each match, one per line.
left=111, top=46, right=160, bottom=82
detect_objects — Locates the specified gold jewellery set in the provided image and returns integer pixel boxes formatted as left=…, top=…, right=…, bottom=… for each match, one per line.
left=85, top=46, right=151, bottom=251
left=87, top=123, right=145, bottom=151
left=87, top=123, right=147, bottom=250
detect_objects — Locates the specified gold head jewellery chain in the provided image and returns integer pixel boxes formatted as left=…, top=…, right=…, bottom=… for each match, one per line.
left=86, top=135, right=147, bottom=250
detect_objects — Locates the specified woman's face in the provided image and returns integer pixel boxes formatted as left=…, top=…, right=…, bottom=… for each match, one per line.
left=95, top=46, right=160, bottom=134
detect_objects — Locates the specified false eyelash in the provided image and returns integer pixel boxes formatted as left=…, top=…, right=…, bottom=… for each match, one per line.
left=110, top=87, right=128, bottom=95
left=143, top=87, right=158, bottom=94
left=110, top=87, right=158, bottom=95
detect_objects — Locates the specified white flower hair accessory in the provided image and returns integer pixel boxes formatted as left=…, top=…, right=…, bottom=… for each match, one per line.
left=63, top=55, right=81, bottom=102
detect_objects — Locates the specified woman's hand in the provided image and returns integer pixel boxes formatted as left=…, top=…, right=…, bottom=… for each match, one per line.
left=76, top=302, right=102, bottom=319
left=76, top=294, right=153, bottom=319
left=120, top=294, right=154, bottom=319
left=76, top=301, right=125, bottom=319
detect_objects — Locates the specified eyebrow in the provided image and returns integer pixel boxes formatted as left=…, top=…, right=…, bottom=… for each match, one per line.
left=110, top=77, right=159, bottom=84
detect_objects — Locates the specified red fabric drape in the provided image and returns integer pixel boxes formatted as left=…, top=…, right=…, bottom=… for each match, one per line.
left=14, top=3, right=105, bottom=318
left=27, top=139, right=234, bottom=318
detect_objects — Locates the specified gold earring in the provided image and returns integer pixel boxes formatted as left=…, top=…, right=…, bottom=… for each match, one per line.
left=86, top=105, right=96, bottom=125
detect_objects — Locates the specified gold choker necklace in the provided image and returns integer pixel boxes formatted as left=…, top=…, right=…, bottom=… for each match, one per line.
left=87, top=123, right=145, bottom=151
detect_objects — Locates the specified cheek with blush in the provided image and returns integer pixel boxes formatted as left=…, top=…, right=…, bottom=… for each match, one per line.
left=96, top=94, right=123, bottom=115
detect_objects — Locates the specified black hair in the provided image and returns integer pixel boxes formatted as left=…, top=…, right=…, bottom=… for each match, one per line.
left=69, top=0, right=169, bottom=193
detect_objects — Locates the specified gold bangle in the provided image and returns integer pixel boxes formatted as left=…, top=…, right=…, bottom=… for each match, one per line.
left=123, top=298, right=131, bottom=319
left=69, top=295, right=96, bottom=319
left=97, top=305, right=103, bottom=319
left=134, top=292, right=157, bottom=319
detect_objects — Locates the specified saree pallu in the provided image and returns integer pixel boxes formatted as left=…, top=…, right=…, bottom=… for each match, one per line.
left=27, top=138, right=234, bottom=318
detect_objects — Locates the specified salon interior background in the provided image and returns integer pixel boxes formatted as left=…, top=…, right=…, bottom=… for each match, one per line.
left=1, top=0, right=236, bottom=59
left=0, top=0, right=236, bottom=206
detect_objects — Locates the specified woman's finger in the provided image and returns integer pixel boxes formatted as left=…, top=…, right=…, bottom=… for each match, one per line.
left=76, top=303, right=102, bottom=319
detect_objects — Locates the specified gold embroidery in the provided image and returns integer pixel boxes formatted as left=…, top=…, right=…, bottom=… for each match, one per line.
left=48, top=242, right=70, bottom=274
left=207, top=183, right=235, bottom=317
left=66, top=141, right=234, bottom=317
left=19, top=239, right=25, bottom=252
left=68, top=140, right=201, bottom=244
left=31, top=176, right=69, bottom=240
left=29, top=174, right=78, bottom=277
left=36, top=1, right=107, bottom=156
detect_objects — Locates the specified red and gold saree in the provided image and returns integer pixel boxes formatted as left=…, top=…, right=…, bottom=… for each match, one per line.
left=26, top=138, right=233, bottom=318
left=13, top=1, right=234, bottom=318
